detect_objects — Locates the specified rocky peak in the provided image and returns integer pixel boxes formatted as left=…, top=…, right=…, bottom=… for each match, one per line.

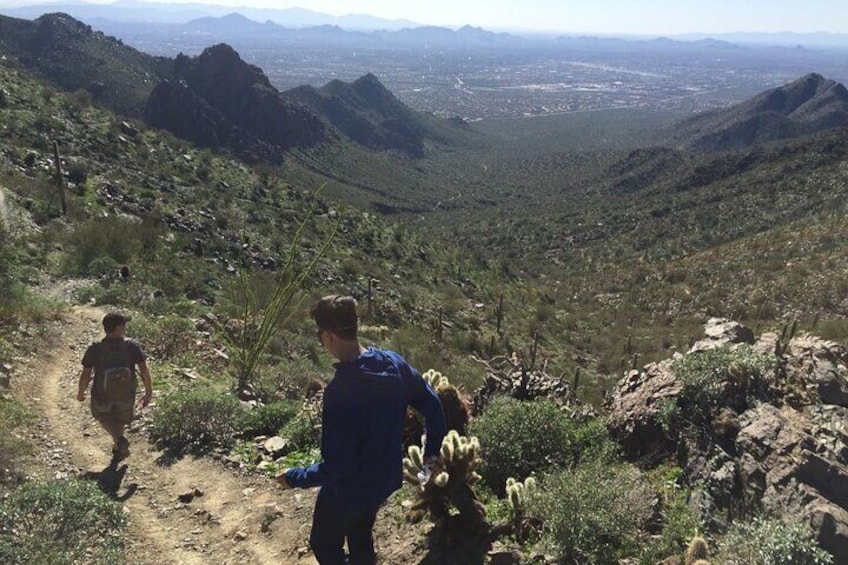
left=351, top=73, right=398, bottom=107
left=146, top=43, right=325, bottom=159
left=33, top=12, right=93, bottom=42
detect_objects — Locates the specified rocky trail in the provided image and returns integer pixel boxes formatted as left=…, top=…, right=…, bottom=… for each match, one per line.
left=17, top=304, right=321, bottom=564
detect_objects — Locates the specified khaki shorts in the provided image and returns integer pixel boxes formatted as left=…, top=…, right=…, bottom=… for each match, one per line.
left=91, top=395, right=135, bottom=426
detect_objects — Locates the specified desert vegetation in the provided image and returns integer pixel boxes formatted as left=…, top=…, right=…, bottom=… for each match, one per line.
left=0, top=29, right=845, bottom=563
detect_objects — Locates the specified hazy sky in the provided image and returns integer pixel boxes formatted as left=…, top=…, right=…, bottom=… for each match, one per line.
left=1, top=0, right=847, bottom=34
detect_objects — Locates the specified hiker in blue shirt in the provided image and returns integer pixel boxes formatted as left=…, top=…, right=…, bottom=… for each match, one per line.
left=276, top=295, right=446, bottom=565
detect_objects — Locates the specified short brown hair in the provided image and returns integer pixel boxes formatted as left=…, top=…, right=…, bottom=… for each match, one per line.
left=103, top=311, right=131, bottom=333
left=310, top=295, right=358, bottom=340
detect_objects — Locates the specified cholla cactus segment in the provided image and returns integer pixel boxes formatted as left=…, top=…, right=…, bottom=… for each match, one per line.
left=441, top=440, right=454, bottom=462
left=403, top=457, right=421, bottom=482
left=685, top=535, right=709, bottom=564
left=509, top=486, right=521, bottom=509
left=434, top=472, right=450, bottom=487
left=524, top=476, right=537, bottom=492
left=449, top=430, right=461, bottom=454
left=506, top=477, right=517, bottom=489
left=422, top=369, right=449, bottom=389
left=407, top=444, right=423, bottom=468
left=506, top=482, right=523, bottom=509
left=691, top=561, right=710, bottom=565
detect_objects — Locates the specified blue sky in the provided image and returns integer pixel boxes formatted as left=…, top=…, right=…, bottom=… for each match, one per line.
left=1, top=0, right=847, bottom=34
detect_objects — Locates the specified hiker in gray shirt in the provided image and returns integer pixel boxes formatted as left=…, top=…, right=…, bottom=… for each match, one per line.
left=77, top=312, right=153, bottom=462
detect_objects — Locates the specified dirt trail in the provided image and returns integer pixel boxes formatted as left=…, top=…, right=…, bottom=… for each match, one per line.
left=25, top=304, right=320, bottom=565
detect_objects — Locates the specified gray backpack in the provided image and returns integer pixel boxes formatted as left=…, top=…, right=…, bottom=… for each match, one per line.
left=96, top=340, right=136, bottom=401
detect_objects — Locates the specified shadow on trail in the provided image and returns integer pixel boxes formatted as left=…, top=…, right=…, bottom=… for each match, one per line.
left=153, top=444, right=216, bottom=468
left=82, top=459, right=138, bottom=502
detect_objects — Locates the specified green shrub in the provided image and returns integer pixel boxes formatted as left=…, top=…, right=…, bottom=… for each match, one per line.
left=717, top=517, right=833, bottom=565
left=0, top=398, right=33, bottom=488
left=527, top=459, right=652, bottom=564
left=145, top=315, right=197, bottom=361
left=150, top=389, right=246, bottom=453
left=0, top=479, right=125, bottom=564
left=469, top=397, right=613, bottom=494
left=252, top=355, right=317, bottom=403
left=64, top=216, right=143, bottom=275
left=238, top=401, right=301, bottom=437
left=671, top=345, right=778, bottom=413
left=87, top=255, right=121, bottom=278
left=641, top=482, right=701, bottom=563
left=279, top=411, right=320, bottom=451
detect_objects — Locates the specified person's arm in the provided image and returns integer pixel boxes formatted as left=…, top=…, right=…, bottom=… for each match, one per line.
left=137, top=359, right=153, bottom=408
left=279, top=384, right=356, bottom=489
left=77, top=366, right=93, bottom=401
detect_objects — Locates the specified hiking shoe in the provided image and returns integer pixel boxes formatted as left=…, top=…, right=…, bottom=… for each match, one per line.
left=112, top=437, right=130, bottom=462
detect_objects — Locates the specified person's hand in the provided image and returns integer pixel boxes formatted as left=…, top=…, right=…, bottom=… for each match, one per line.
left=138, top=390, right=153, bottom=409
left=77, top=390, right=86, bottom=402
left=424, top=455, right=443, bottom=473
left=275, top=469, right=292, bottom=489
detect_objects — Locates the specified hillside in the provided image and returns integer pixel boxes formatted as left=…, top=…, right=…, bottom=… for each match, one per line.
left=286, top=73, right=464, bottom=157
left=0, top=12, right=171, bottom=115
left=0, top=12, right=471, bottom=167
left=676, top=73, right=848, bottom=152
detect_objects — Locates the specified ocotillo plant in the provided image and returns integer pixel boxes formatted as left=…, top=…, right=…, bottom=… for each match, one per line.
left=402, top=430, right=487, bottom=533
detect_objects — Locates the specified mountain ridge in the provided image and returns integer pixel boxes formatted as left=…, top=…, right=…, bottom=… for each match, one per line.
left=676, top=73, right=848, bottom=152
left=0, top=12, right=465, bottom=161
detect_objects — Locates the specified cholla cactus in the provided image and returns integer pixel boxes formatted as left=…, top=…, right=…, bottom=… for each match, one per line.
left=402, top=430, right=487, bottom=533
left=404, top=370, right=471, bottom=449
left=505, top=476, right=536, bottom=515
left=501, top=476, right=539, bottom=542
left=422, top=369, right=450, bottom=389
left=685, top=534, right=709, bottom=564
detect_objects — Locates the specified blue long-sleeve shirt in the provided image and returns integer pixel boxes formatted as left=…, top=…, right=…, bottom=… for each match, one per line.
left=285, top=347, right=446, bottom=510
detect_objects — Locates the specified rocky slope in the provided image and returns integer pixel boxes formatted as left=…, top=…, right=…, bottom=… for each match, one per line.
left=0, top=12, right=172, bottom=116
left=606, top=318, right=848, bottom=562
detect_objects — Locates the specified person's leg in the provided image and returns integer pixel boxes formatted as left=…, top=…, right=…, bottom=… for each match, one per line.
left=310, top=490, right=348, bottom=565
left=91, top=401, right=130, bottom=460
left=346, top=506, right=378, bottom=565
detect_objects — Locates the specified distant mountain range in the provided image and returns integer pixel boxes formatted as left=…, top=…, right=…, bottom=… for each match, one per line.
left=5, top=1, right=848, bottom=48
left=1, top=0, right=420, bottom=30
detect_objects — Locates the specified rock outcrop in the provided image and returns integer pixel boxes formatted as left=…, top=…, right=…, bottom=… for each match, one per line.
left=606, top=318, right=848, bottom=561
left=144, top=44, right=326, bottom=162
left=286, top=73, right=440, bottom=157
